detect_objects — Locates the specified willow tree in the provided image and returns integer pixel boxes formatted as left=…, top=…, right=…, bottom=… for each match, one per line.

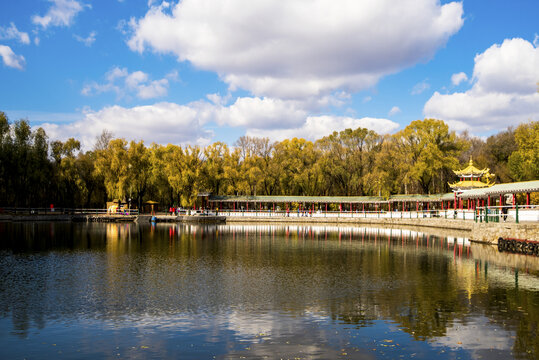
left=272, top=138, right=321, bottom=196
left=200, top=142, right=229, bottom=195
left=393, top=119, right=466, bottom=194
left=508, top=121, right=539, bottom=181
left=51, top=138, right=85, bottom=207
left=127, top=140, right=151, bottom=209
left=316, top=127, right=381, bottom=196
left=163, top=145, right=203, bottom=208
left=94, top=138, right=130, bottom=202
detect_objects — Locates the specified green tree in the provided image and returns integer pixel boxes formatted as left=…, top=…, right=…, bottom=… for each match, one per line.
left=316, top=127, right=381, bottom=196
left=272, top=138, right=321, bottom=195
left=126, top=140, right=151, bottom=209
left=508, top=121, right=539, bottom=181
left=393, top=119, right=465, bottom=194
left=481, top=128, right=518, bottom=183
left=94, top=138, right=130, bottom=202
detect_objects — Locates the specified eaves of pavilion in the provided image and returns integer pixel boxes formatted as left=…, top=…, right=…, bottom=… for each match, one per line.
left=458, top=180, right=539, bottom=205
left=208, top=194, right=449, bottom=205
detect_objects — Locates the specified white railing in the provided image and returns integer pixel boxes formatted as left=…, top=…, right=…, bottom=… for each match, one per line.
left=0, top=207, right=139, bottom=215
left=213, top=206, right=538, bottom=223
left=475, top=205, right=539, bottom=224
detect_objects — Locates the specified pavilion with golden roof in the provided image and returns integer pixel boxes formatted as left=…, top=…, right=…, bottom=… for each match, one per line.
left=448, top=158, right=495, bottom=209
left=449, top=158, right=495, bottom=191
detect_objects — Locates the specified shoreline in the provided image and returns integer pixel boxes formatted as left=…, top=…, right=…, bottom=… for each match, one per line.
left=1, top=213, right=537, bottom=243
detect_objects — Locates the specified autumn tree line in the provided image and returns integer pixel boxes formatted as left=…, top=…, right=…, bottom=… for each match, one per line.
left=0, top=111, right=537, bottom=209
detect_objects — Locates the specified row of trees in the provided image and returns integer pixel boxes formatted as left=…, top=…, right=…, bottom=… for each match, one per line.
left=1, top=111, right=537, bottom=208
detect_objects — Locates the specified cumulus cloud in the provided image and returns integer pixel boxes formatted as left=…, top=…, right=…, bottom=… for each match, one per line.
left=40, top=102, right=213, bottom=149
left=74, top=31, right=96, bottom=46
left=39, top=95, right=400, bottom=149
left=0, top=45, right=25, bottom=70
left=424, top=38, right=539, bottom=133
left=0, top=23, right=30, bottom=44
left=451, top=72, right=468, bottom=86
left=211, top=97, right=308, bottom=128
left=246, top=115, right=399, bottom=141
left=127, top=0, right=463, bottom=99
left=32, top=0, right=86, bottom=29
left=82, top=67, right=176, bottom=99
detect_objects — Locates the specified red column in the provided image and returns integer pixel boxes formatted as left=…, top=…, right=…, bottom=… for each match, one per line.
left=233, top=202, right=236, bottom=211
left=442, top=201, right=444, bottom=210
left=454, top=192, right=457, bottom=209
left=427, top=202, right=430, bottom=211
left=416, top=201, right=419, bottom=211
left=499, top=194, right=502, bottom=207
left=487, top=195, right=491, bottom=207
left=246, top=202, right=249, bottom=211
left=513, top=193, right=516, bottom=209
left=527, top=192, right=530, bottom=207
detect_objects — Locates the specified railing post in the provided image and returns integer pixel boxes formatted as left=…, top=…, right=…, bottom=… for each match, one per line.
left=515, top=203, right=519, bottom=224
left=485, top=205, right=488, bottom=223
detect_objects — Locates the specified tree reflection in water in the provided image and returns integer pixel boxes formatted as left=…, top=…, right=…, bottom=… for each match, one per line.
left=0, top=222, right=538, bottom=359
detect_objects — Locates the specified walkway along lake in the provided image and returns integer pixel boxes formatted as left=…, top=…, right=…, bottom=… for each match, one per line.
left=1, top=222, right=539, bottom=359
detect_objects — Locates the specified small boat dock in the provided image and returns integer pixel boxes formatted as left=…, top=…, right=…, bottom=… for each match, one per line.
left=136, top=214, right=226, bottom=224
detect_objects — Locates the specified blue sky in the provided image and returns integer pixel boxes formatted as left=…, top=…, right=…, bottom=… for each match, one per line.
left=1, top=0, right=538, bottom=149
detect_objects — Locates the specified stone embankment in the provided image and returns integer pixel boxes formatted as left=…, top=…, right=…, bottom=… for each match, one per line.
left=470, top=222, right=539, bottom=243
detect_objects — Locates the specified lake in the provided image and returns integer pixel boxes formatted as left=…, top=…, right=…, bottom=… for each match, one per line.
left=1, top=222, right=538, bottom=359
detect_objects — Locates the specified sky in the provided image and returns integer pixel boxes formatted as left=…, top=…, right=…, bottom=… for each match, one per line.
left=0, top=0, right=538, bottom=149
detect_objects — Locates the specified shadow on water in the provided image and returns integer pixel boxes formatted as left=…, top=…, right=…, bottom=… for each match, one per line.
left=0, top=222, right=538, bottom=359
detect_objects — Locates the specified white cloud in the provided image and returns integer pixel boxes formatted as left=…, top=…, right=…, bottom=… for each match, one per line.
left=212, top=97, right=308, bottom=128
left=362, top=96, right=372, bottom=103
left=39, top=95, right=400, bottom=149
left=74, top=31, right=96, bottom=46
left=0, top=45, right=25, bottom=70
left=0, top=23, right=30, bottom=44
left=246, top=115, right=399, bottom=141
left=424, top=38, right=539, bottom=133
left=388, top=106, right=401, bottom=116
left=451, top=72, right=468, bottom=86
left=32, top=0, right=85, bottom=29
left=411, top=79, right=430, bottom=95
left=82, top=67, right=175, bottom=99
left=127, top=0, right=463, bottom=100
left=40, top=102, right=213, bottom=149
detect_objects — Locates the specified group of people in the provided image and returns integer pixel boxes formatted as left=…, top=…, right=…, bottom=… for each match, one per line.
left=168, top=206, right=182, bottom=215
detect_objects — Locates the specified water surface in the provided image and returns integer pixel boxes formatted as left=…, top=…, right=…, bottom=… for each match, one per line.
left=1, top=222, right=538, bottom=359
